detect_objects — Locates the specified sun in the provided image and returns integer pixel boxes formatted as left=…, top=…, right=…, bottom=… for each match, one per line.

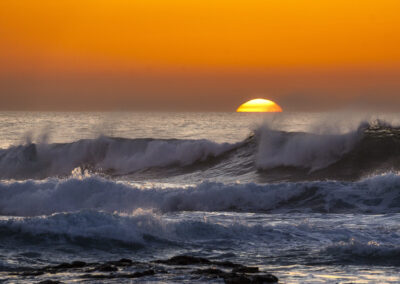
left=236, top=98, right=283, bottom=112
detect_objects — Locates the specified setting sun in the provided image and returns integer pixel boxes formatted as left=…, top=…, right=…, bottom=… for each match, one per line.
left=236, top=98, right=283, bottom=112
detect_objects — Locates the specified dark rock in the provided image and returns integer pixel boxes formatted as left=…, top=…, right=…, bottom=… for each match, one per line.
left=96, top=264, right=118, bottom=272
left=193, top=268, right=226, bottom=277
left=223, top=272, right=279, bottom=284
left=118, top=258, right=133, bottom=264
left=251, top=274, right=279, bottom=283
left=15, top=256, right=278, bottom=284
left=232, top=266, right=259, bottom=273
left=155, top=255, right=211, bottom=265
left=45, top=261, right=86, bottom=272
left=130, top=269, right=155, bottom=278
left=107, top=258, right=134, bottom=267
left=224, top=273, right=253, bottom=284
left=53, top=263, right=72, bottom=269
left=213, top=261, right=243, bottom=268
left=21, top=271, right=44, bottom=276
left=70, top=261, right=86, bottom=268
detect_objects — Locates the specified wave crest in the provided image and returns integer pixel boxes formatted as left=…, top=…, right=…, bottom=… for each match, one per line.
left=255, top=123, right=366, bottom=171
left=0, top=173, right=400, bottom=216
left=324, top=238, right=400, bottom=265
left=0, top=137, right=239, bottom=179
left=0, top=120, right=400, bottom=181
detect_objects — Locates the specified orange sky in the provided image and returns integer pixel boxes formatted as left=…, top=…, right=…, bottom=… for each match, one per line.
left=1, top=0, right=400, bottom=110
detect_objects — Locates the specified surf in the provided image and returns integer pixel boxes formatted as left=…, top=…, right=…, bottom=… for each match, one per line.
left=0, top=119, right=400, bottom=182
left=0, top=172, right=400, bottom=216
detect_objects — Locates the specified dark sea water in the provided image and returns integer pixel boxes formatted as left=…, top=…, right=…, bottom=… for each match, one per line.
left=0, top=111, right=399, bottom=283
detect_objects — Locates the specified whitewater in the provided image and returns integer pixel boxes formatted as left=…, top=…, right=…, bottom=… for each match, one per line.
left=0, top=111, right=399, bottom=283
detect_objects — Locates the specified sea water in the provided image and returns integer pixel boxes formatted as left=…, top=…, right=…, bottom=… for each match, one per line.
left=0, top=111, right=399, bottom=283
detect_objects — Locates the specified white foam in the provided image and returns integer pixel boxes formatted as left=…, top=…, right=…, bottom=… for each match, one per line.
left=0, top=210, right=278, bottom=245
left=0, top=119, right=397, bottom=179
left=325, top=238, right=400, bottom=259
left=0, top=173, right=399, bottom=216
left=255, top=123, right=366, bottom=171
left=0, top=137, right=239, bottom=178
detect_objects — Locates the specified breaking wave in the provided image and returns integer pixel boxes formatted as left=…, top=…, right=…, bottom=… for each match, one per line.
left=0, top=137, right=240, bottom=179
left=1, top=209, right=399, bottom=266
left=256, top=120, right=400, bottom=181
left=0, top=173, right=400, bottom=216
left=0, top=120, right=399, bottom=181
left=255, top=122, right=365, bottom=171
left=324, top=238, right=400, bottom=265
left=0, top=210, right=303, bottom=249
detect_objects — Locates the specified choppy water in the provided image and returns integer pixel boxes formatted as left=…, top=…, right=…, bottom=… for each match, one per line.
left=0, top=111, right=400, bottom=283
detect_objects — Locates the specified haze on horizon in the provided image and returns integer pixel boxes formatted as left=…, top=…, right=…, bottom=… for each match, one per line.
left=1, top=0, right=400, bottom=111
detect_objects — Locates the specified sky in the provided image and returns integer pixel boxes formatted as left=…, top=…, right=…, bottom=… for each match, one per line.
left=0, top=0, right=400, bottom=111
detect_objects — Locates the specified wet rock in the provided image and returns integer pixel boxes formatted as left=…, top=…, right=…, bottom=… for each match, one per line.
left=155, top=255, right=211, bottom=265
left=53, top=263, right=72, bottom=270
left=223, top=273, right=279, bottom=284
left=41, top=261, right=87, bottom=272
left=232, top=266, right=259, bottom=273
left=21, top=271, right=44, bottom=276
left=224, top=273, right=253, bottom=284
left=37, top=281, right=64, bottom=284
left=130, top=269, right=155, bottom=278
left=70, top=261, right=86, bottom=268
left=107, top=258, right=134, bottom=267
left=193, top=268, right=277, bottom=283
left=96, top=264, right=118, bottom=272
left=193, top=268, right=226, bottom=277
left=117, top=258, right=133, bottom=264
left=251, top=274, right=279, bottom=283
left=205, top=271, right=279, bottom=284
left=12, top=256, right=278, bottom=283
left=213, top=261, right=243, bottom=268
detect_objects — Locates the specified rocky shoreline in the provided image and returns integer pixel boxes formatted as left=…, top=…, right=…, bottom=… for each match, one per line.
left=8, top=255, right=279, bottom=283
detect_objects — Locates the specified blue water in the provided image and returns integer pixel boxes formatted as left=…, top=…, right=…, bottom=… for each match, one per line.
left=0, top=111, right=399, bottom=283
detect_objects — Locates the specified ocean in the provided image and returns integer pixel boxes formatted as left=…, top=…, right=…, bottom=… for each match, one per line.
left=0, top=111, right=399, bottom=283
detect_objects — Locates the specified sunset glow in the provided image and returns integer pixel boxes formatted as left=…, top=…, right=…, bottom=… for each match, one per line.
left=236, top=99, right=283, bottom=112
left=0, top=0, right=400, bottom=111
left=0, top=2, right=400, bottom=282
left=1, top=0, right=400, bottom=73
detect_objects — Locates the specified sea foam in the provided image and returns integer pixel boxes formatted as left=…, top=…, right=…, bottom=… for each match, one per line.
left=0, top=173, right=399, bottom=216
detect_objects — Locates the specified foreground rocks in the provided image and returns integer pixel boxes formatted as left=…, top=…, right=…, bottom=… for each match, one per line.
left=155, top=255, right=212, bottom=265
left=10, top=255, right=278, bottom=283
left=156, top=255, right=278, bottom=283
